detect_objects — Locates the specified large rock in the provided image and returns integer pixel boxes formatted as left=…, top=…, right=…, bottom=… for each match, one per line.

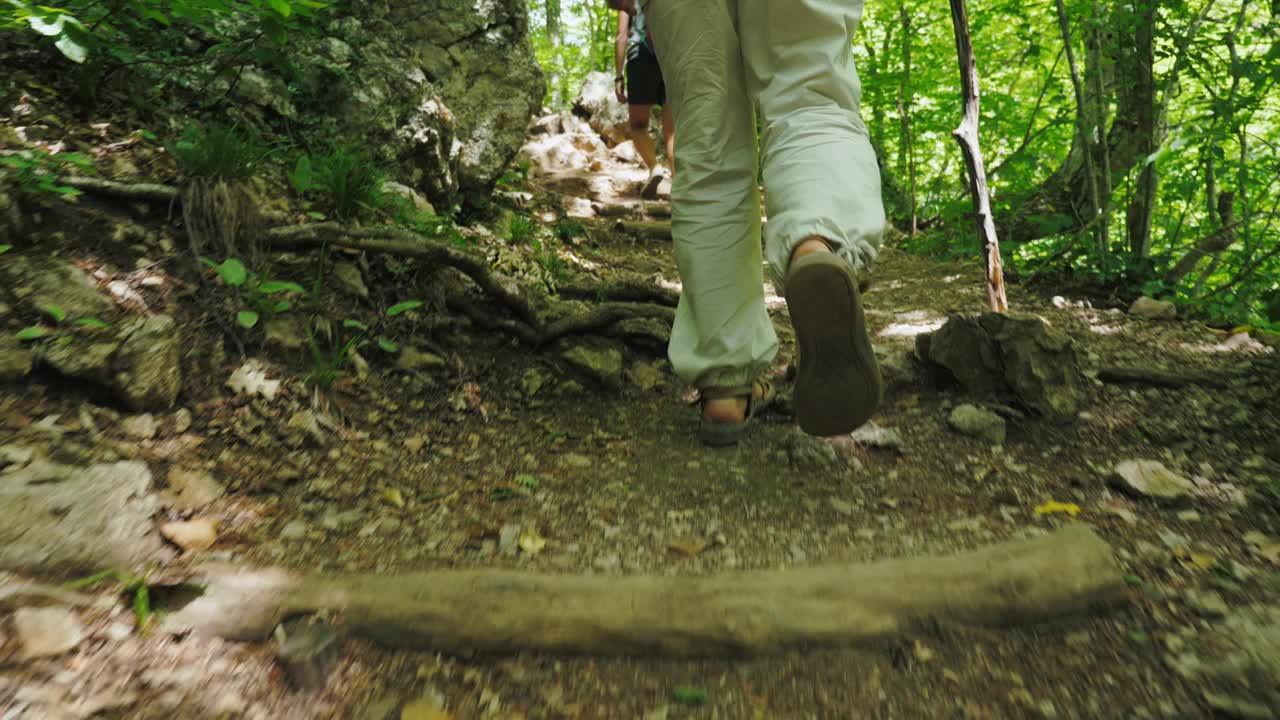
left=0, top=461, right=164, bottom=574
left=919, top=313, right=1085, bottom=422
left=1167, top=604, right=1280, bottom=717
left=1112, top=459, right=1196, bottom=502
left=40, top=314, right=182, bottom=411
left=573, top=71, right=631, bottom=147
left=0, top=333, right=33, bottom=383
left=202, top=1, right=543, bottom=209
left=0, top=255, right=113, bottom=320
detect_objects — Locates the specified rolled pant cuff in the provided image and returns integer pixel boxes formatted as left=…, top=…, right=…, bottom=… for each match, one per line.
left=768, top=222, right=879, bottom=294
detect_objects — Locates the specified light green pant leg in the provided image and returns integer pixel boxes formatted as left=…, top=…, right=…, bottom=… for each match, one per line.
left=739, top=0, right=886, bottom=293
left=645, top=0, right=779, bottom=390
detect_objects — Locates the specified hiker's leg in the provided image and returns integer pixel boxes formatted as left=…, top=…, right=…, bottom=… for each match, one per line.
left=628, top=103, right=658, bottom=170
left=645, top=0, right=777, bottom=395
left=738, top=0, right=885, bottom=293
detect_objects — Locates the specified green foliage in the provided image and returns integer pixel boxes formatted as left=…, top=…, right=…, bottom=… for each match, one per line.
left=495, top=159, right=531, bottom=192
left=305, top=300, right=424, bottom=388
left=508, top=214, right=537, bottom=245
left=13, top=301, right=109, bottom=341
left=1, top=0, right=333, bottom=65
left=64, top=568, right=155, bottom=633
left=672, top=686, right=709, bottom=705
left=201, top=256, right=304, bottom=330
left=293, top=145, right=386, bottom=221
left=169, top=124, right=265, bottom=181
left=1, top=149, right=93, bottom=199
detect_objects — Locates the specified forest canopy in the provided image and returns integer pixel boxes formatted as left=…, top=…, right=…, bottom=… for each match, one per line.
left=529, top=0, right=1280, bottom=329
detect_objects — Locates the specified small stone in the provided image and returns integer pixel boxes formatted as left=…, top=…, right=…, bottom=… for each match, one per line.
left=160, top=518, right=219, bottom=552
left=121, top=413, right=158, bottom=440
left=828, top=497, right=855, bottom=516
left=280, top=521, right=308, bottom=541
left=1128, top=296, right=1177, bottom=320
left=0, top=444, right=35, bottom=470
left=1184, top=589, right=1228, bottom=619
left=788, top=543, right=808, bottom=563
left=403, top=437, right=426, bottom=454
left=172, top=408, right=193, bottom=434
left=1112, top=460, right=1196, bottom=502
left=166, top=467, right=225, bottom=510
left=332, top=262, right=369, bottom=298
left=559, top=339, right=624, bottom=390
left=499, top=524, right=521, bottom=556
left=948, top=404, right=1007, bottom=444
left=264, top=316, right=306, bottom=351
left=625, top=361, right=665, bottom=391
left=398, top=347, right=447, bottom=372
left=1176, top=510, right=1201, bottom=523
left=13, top=606, right=84, bottom=659
left=849, top=422, right=904, bottom=452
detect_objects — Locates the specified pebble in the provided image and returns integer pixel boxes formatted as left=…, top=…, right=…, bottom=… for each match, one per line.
left=160, top=518, right=219, bottom=552
left=828, top=497, right=855, bottom=516
left=121, top=413, right=158, bottom=440
left=1176, top=510, right=1201, bottom=523
left=280, top=521, right=309, bottom=541
left=499, top=524, right=521, bottom=556
left=172, top=408, right=193, bottom=434
left=1185, top=589, right=1228, bottom=619
left=13, top=606, right=84, bottom=659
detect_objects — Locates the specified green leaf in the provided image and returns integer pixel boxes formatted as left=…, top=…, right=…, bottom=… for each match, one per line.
left=236, top=310, right=260, bottom=328
left=133, top=584, right=151, bottom=630
left=377, top=338, right=399, bottom=353
left=386, top=300, right=424, bottom=317
left=267, top=0, right=294, bottom=18
left=305, top=211, right=326, bottom=220
left=26, top=13, right=65, bottom=37
left=515, top=473, right=538, bottom=489
left=288, top=154, right=312, bottom=194
left=342, top=318, right=369, bottom=331
left=54, top=34, right=88, bottom=63
left=273, top=300, right=291, bottom=312
left=15, top=326, right=51, bottom=340
left=217, top=258, right=248, bottom=286
left=74, top=317, right=108, bottom=329
left=0, top=244, right=12, bottom=254
left=258, top=280, right=306, bottom=294
left=43, top=304, right=66, bottom=323
left=673, top=686, right=708, bottom=705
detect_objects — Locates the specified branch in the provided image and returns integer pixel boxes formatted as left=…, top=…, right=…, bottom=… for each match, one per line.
left=164, top=525, right=1125, bottom=657
left=59, top=176, right=180, bottom=204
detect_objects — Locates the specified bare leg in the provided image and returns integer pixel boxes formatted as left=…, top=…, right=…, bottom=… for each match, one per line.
left=628, top=103, right=658, bottom=170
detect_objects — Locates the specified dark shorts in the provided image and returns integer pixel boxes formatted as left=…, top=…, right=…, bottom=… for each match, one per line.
left=626, top=43, right=666, bottom=107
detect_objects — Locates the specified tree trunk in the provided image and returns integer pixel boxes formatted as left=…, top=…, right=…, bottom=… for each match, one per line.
left=898, top=2, right=918, bottom=235
left=164, top=526, right=1125, bottom=657
left=1124, top=1, right=1158, bottom=259
left=1054, top=0, right=1104, bottom=257
left=546, top=0, right=562, bottom=108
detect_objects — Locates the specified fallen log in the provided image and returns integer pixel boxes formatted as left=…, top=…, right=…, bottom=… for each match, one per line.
left=165, top=525, right=1124, bottom=658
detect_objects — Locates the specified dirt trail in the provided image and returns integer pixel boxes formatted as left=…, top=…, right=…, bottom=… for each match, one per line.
left=2, top=117, right=1280, bottom=720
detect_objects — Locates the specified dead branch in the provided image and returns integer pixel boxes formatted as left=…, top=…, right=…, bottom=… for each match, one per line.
left=949, top=0, right=1009, bottom=313
left=164, top=525, right=1124, bottom=658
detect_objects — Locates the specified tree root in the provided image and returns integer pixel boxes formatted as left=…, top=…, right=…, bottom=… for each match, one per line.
left=264, top=223, right=673, bottom=347
left=63, top=178, right=677, bottom=348
left=163, top=525, right=1125, bottom=658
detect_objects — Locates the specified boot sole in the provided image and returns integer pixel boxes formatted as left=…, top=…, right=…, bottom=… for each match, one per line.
left=785, top=253, right=882, bottom=436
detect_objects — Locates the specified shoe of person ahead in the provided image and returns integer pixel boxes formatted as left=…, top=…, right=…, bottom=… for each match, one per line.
left=784, top=252, right=882, bottom=436
left=641, top=165, right=667, bottom=199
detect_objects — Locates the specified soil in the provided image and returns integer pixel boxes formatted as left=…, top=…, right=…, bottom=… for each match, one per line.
left=3, top=111, right=1280, bottom=720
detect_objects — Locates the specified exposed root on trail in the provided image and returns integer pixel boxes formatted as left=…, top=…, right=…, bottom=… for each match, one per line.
left=163, top=525, right=1126, bottom=658
left=265, top=223, right=673, bottom=348
left=59, top=177, right=677, bottom=349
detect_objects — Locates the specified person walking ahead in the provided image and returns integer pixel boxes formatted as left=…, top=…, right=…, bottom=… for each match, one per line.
left=609, top=0, right=886, bottom=445
left=614, top=3, right=675, bottom=199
